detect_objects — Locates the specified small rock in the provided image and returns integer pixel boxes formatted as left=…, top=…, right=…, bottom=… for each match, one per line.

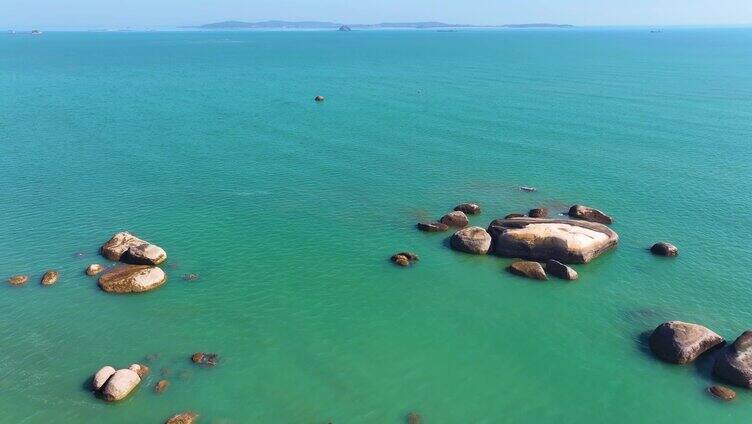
left=708, top=385, right=736, bottom=401
left=98, top=265, right=166, bottom=293
left=504, top=213, right=525, bottom=219
left=649, top=321, right=724, bottom=364
left=392, top=255, right=410, bottom=266
left=128, top=363, right=150, bottom=378
left=166, top=412, right=199, bottom=424
left=650, top=242, right=678, bottom=257
left=183, top=273, right=200, bottom=281
left=454, top=203, right=481, bottom=215
left=508, top=261, right=547, bottom=280
left=714, top=331, right=752, bottom=387
left=160, top=367, right=172, bottom=377
left=101, top=368, right=141, bottom=401
left=41, top=270, right=59, bottom=286
left=86, top=264, right=104, bottom=276
left=450, top=226, right=492, bottom=255
left=544, top=259, right=578, bottom=280
left=314, top=95, right=325, bottom=102
left=568, top=204, right=613, bottom=225
left=416, top=221, right=449, bottom=232
left=92, top=366, right=117, bottom=391
left=440, top=211, right=469, bottom=227
left=155, top=379, right=170, bottom=394
left=191, top=352, right=219, bottom=367
left=8, top=275, right=29, bottom=286
left=519, top=186, right=537, bottom=192
left=407, top=411, right=421, bottom=424
left=528, top=208, right=548, bottom=218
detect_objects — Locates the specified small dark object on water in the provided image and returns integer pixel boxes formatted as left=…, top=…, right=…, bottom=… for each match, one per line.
left=407, top=411, right=421, bottom=424
left=453, top=203, right=481, bottom=215
left=708, top=385, right=736, bottom=401
left=520, top=186, right=537, bottom=192
left=183, top=273, right=200, bottom=281
left=391, top=252, right=419, bottom=267
left=314, top=95, right=325, bottom=102
left=160, top=367, right=172, bottom=377
left=528, top=208, right=548, bottom=218
left=338, top=25, right=352, bottom=31
left=155, top=379, right=170, bottom=394
left=545, top=259, right=578, bottom=280
left=191, top=352, right=219, bottom=367
left=504, top=213, right=525, bottom=219
left=650, top=242, right=678, bottom=257
left=416, top=221, right=449, bottom=232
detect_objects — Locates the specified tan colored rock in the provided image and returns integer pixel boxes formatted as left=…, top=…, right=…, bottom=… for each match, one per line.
left=545, top=259, right=578, bottom=281
left=450, top=226, right=491, bottom=254
left=508, top=261, right=547, bottom=280
left=649, top=321, right=724, bottom=364
left=129, top=363, right=150, bottom=378
left=488, top=218, right=619, bottom=264
left=8, top=275, right=28, bottom=285
left=92, top=366, right=116, bottom=391
left=101, top=231, right=166, bottom=265
left=708, top=385, right=736, bottom=401
left=568, top=204, right=613, bottom=225
left=439, top=211, right=469, bottom=228
left=165, top=412, right=199, bottom=424
left=714, top=331, right=752, bottom=387
left=86, top=264, right=104, bottom=276
left=416, top=221, right=449, bottom=232
left=98, top=265, right=166, bottom=294
left=407, top=411, right=421, bottom=424
left=41, top=270, right=59, bottom=286
left=101, top=368, right=141, bottom=401
left=155, top=379, right=170, bottom=394
left=454, top=203, right=481, bottom=215
left=191, top=352, right=219, bottom=367
left=528, top=208, right=548, bottom=218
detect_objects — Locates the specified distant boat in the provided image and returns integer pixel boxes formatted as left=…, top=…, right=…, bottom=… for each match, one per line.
left=30, top=29, right=42, bottom=35
left=650, top=30, right=662, bottom=33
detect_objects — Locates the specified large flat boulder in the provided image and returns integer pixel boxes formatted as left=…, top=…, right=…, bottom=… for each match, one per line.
left=101, top=368, right=141, bottom=401
left=101, top=231, right=166, bottom=265
left=450, top=226, right=491, bottom=254
left=649, top=321, right=724, bottom=364
left=488, top=218, right=618, bottom=264
left=714, top=331, right=752, bottom=387
left=98, top=265, right=166, bottom=293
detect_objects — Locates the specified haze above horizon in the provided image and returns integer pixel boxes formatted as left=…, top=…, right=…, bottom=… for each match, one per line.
left=2, top=0, right=751, bottom=28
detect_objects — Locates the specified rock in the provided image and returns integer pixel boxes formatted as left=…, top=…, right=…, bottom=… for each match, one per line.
left=155, top=379, right=170, bottom=394
left=648, top=321, right=724, bottom=364
left=160, top=367, right=172, bottom=377
left=8, top=275, right=28, bottom=286
left=165, top=412, right=199, bottom=424
left=416, top=221, right=449, bottom=232
left=568, top=204, right=613, bottom=225
left=101, top=368, right=141, bottom=401
left=650, top=242, right=678, bottom=257
left=191, top=352, right=219, bottom=367
left=488, top=218, right=619, bottom=264
left=708, top=385, right=736, bottom=401
left=714, top=331, right=752, bottom=387
left=391, top=252, right=419, bottom=266
left=545, top=259, right=578, bottom=280
left=128, top=363, right=150, bottom=378
left=454, top=203, right=481, bottom=215
left=504, top=213, right=525, bottom=219
left=508, top=261, right=547, bottom=280
left=101, top=231, right=167, bottom=265
left=41, top=270, right=59, bottom=286
left=338, top=25, right=352, bottom=31
left=86, top=264, right=104, bottom=276
left=183, top=273, right=200, bottom=281
left=92, top=366, right=116, bottom=391
left=407, top=411, right=421, bottom=424
left=450, top=226, right=491, bottom=255
left=97, top=265, right=166, bottom=294
left=440, top=211, right=469, bottom=228
left=519, top=186, right=537, bottom=192
left=528, top=208, right=548, bottom=218
left=314, top=95, right=325, bottom=102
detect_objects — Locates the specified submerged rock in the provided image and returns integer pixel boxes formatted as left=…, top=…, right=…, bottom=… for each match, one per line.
left=519, top=186, right=537, bottom=192
left=708, top=385, right=736, bottom=401
left=155, top=379, right=170, bottom=394
left=440, top=211, right=469, bottom=228
left=183, top=273, right=200, bottom=281
left=407, top=411, right=421, bottom=424
left=528, top=208, right=548, bottom=218
left=488, top=218, right=619, bottom=264
left=508, top=261, right=547, bottom=280
left=191, top=352, right=219, bottom=367
left=454, top=203, right=481, bottom=215
left=650, top=242, right=678, bottom=257
left=714, top=331, right=752, bottom=387
left=416, top=221, right=449, bottom=232
left=92, top=366, right=116, bottom=391
left=391, top=252, right=419, bottom=267
left=86, top=264, right=104, bottom=276
left=101, top=231, right=167, bottom=265
left=166, top=412, right=199, bottom=424
left=649, top=321, right=724, bottom=364
left=128, top=363, right=150, bottom=378
left=568, top=204, right=613, bottom=225
left=41, top=270, right=59, bottom=286
left=101, top=368, right=141, bottom=401
left=450, top=226, right=491, bottom=254
left=314, top=95, right=325, bottom=102
left=97, top=265, right=166, bottom=294
left=8, top=275, right=29, bottom=286
left=544, top=259, right=578, bottom=280
left=503, top=213, right=525, bottom=219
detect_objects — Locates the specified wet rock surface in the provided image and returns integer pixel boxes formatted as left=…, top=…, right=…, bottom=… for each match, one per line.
left=98, top=265, right=166, bottom=293
left=508, top=261, right=548, bottom=280
left=450, top=226, right=492, bottom=254
left=101, top=231, right=166, bottom=265
left=714, top=331, right=752, bottom=387
left=649, top=321, right=724, bottom=364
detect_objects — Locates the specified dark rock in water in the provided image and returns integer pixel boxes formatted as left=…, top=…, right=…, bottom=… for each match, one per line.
left=650, top=242, right=678, bottom=257
left=454, top=203, right=481, bottom=215
left=160, top=367, right=172, bottom=377
left=504, top=213, right=525, bottom=219
left=714, top=331, right=752, bottom=387
left=519, top=186, right=537, bottom=192
left=144, top=353, right=160, bottom=363
left=544, top=259, right=578, bottom=280
left=416, top=221, right=449, bottom=232
left=394, top=252, right=419, bottom=262
left=568, top=204, right=613, bottom=225
left=440, top=211, right=469, bottom=227
left=183, top=273, right=200, bottom=281
left=191, top=352, right=219, bottom=367
left=165, top=412, right=199, bottom=424
left=314, top=95, right=325, bottom=102
left=41, top=270, right=59, bottom=286
left=338, top=25, right=352, bottom=31
left=155, top=379, right=170, bottom=394
left=391, top=252, right=419, bottom=267
left=488, top=218, right=619, bottom=264
left=508, top=261, right=547, bottom=280
left=450, top=226, right=491, bottom=255
left=8, top=275, right=29, bottom=286
left=648, top=321, right=724, bottom=364
left=708, top=385, right=736, bottom=401
left=101, top=231, right=167, bottom=265
left=528, top=208, right=548, bottom=218
left=407, top=411, right=421, bottom=424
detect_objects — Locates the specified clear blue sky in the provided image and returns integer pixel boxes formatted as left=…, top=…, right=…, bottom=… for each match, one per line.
left=2, top=0, right=751, bottom=27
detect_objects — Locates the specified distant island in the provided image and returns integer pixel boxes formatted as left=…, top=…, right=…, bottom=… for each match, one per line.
left=188, top=20, right=573, bottom=30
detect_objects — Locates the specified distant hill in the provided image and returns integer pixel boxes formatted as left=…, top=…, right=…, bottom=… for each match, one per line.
left=190, top=21, right=573, bottom=29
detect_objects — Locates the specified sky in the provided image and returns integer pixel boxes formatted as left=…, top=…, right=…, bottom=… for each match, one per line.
left=1, top=0, right=751, bottom=28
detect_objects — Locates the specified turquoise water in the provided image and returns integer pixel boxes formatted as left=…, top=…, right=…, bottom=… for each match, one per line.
left=1, top=28, right=751, bottom=423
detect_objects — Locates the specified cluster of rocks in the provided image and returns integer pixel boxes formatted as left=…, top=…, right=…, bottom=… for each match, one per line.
left=648, top=321, right=752, bottom=401
left=86, top=232, right=169, bottom=294
left=6, top=271, right=59, bottom=287
left=91, top=363, right=150, bottom=402
left=416, top=202, right=479, bottom=233
left=191, top=352, right=219, bottom=367
left=166, top=412, right=199, bottom=424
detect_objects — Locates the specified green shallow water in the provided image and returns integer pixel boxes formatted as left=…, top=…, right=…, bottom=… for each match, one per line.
left=1, top=28, right=751, bottom=423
